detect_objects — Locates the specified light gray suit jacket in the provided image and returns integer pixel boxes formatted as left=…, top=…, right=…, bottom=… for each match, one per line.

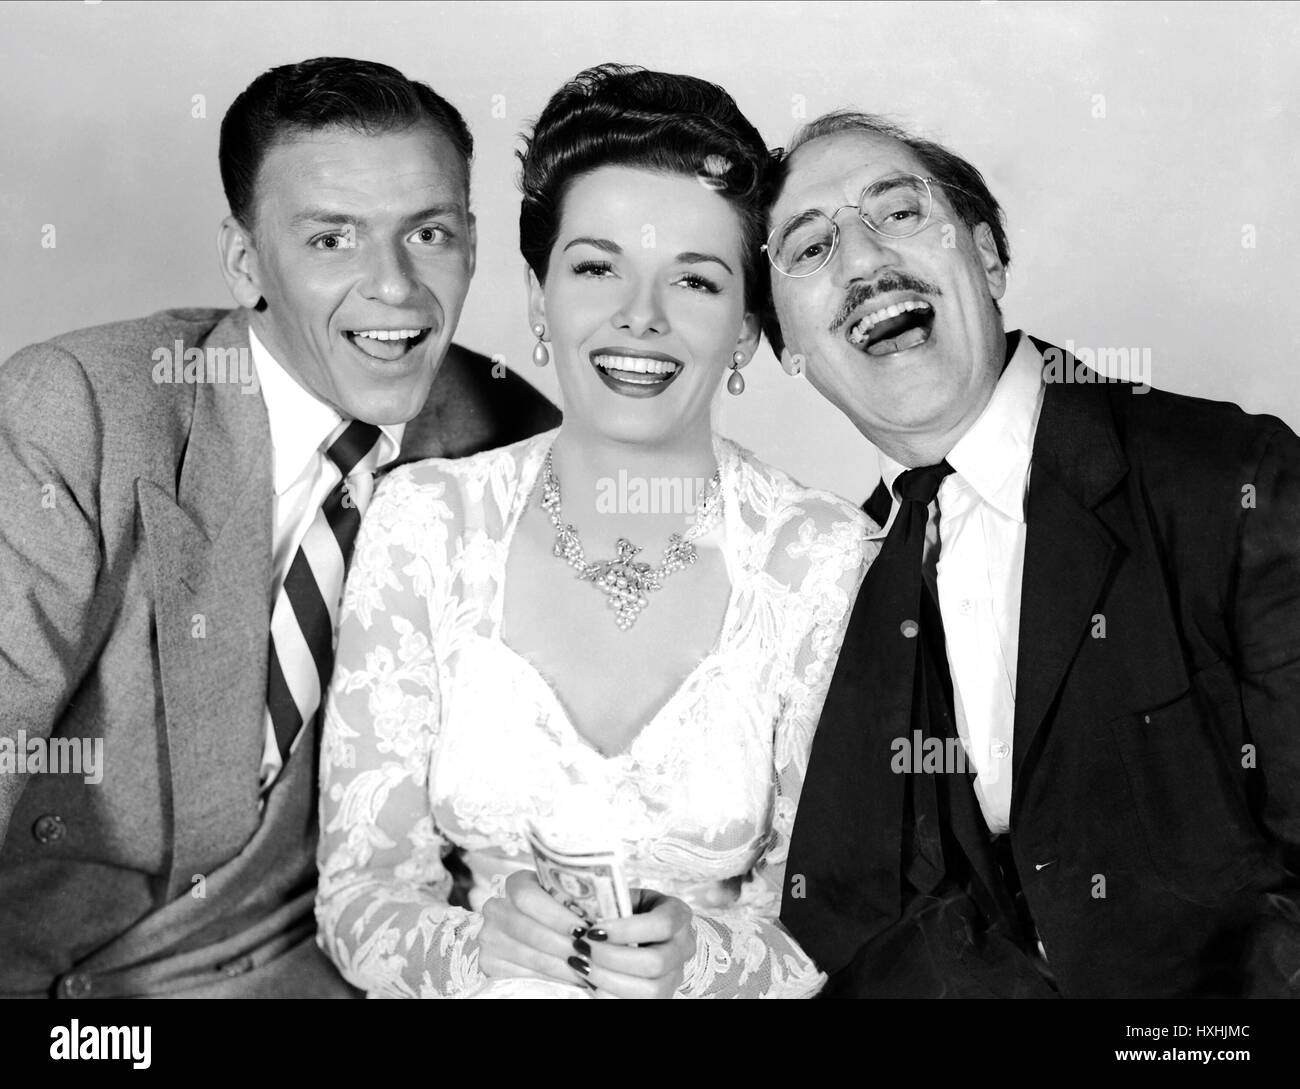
left=0, top=307, right=560, bottom=997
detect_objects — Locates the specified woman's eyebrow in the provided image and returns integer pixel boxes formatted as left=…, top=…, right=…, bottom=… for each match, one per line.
left=675, top=251, right=734, bottom=275
left=562, top=236, right=621, bottom=254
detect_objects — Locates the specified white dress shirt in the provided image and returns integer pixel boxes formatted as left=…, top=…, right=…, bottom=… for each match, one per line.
left=248, top=327, right=404, bottom=788
left=872, top=333, right=1045, bottom=833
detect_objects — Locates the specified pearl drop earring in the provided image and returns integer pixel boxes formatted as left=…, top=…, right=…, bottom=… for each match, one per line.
left=531, top=322, right=550, bottom=367
left=727, top=351, right=746, bottom=395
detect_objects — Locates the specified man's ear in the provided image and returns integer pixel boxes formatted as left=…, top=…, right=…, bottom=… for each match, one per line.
left=974, top=222, right=1007, bottom=301
left=768, top=303, right=805, bottom=376
left=525, top=265, right=547, bottom=333
left=217, top=216, right=264, bottom=311
left=778, top=347, right=807, bottom=377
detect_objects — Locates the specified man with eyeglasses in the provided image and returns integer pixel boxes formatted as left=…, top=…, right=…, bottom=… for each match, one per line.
left=767, top=111, right=1300, bottom=998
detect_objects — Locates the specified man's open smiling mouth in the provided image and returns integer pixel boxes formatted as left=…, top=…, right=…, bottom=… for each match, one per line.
left=829, top=272, right=942, bottom=359
left=345, top=326, right=433, bottom=363
left=847, top=298, right=936, bottom=357
left=590, top=348, right=683, bottom=398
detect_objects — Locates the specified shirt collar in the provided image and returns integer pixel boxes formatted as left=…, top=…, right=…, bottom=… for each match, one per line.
left=248, top=326, right=405, bottom=496
left=875, top=330, right=1045, bottom=524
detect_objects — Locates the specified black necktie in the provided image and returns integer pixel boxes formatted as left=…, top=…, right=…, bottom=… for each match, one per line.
left=886, top=463, right=956, bottom=894
left=886, top=464, right=1027, bottom=933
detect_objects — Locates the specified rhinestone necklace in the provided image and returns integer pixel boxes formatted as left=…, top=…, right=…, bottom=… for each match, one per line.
left=540, top=451, right=724, bottom=631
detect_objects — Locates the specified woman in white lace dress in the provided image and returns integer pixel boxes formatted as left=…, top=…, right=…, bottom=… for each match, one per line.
left=316, top=64, right=877, bottom=998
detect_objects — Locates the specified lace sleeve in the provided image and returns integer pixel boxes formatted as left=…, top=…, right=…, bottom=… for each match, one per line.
left=678, top=502, right=873, bottom=998
left=315, top=467, right=487, bottom=998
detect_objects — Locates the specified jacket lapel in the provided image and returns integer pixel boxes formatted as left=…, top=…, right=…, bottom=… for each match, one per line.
left=781, top=478, right=905, bottom=971
left=137, top=309, right=273, bottom=895
left=1012, top=339, right=1128, bottom=800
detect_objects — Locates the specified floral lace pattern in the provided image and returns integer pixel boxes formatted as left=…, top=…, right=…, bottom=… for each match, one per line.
left=316, top=430, right=876, bottom=998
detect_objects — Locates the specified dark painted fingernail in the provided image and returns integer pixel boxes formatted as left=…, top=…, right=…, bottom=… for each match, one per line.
left=571, top=925, right=588, bottom=940
left=583, top=979, right=598, bottom=992
left=567, top=954, right=590, bottom=977
left=573, top=937, right=591, bottom=957
left=586, top=928, right=608, bottom=942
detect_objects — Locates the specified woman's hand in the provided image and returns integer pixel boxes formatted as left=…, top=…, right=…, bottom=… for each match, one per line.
left=573, top=888, right=696, bottom=999
left=479, top=870, right=592, bottom=986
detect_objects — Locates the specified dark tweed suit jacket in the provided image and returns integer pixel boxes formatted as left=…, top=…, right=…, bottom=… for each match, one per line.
left=0, top=307, right=560, bottom=997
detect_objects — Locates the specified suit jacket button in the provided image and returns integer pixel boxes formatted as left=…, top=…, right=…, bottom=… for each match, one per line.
left=60, top=973, right=92, bottom=998
left=32, top=814, right=66, bottom=844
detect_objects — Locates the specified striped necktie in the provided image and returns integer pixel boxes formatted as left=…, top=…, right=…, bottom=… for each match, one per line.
left=265, top=420, right=384, bottom=768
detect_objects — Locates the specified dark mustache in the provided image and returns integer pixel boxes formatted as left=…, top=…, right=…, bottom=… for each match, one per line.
left=829, top=273, right=943, bottom=334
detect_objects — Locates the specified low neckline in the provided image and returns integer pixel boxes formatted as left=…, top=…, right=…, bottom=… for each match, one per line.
left=488, top=433, right=742, bottom=761
left=482, top=635, right=729, bottom=761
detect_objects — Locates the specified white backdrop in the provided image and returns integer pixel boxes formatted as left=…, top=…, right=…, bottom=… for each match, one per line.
left=2, top=0, right=1297, bottom=500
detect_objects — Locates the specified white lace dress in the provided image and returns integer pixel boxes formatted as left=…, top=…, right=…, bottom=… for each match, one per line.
left=315, top=429, right=875, bottom=998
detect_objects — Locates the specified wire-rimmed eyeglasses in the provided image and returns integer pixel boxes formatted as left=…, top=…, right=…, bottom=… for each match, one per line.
left=764, top=172, right=940, bottom=278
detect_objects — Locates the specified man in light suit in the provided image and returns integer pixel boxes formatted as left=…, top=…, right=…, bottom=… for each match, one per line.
left=767, top=112, right=1300, bottom=997
left=0, top=58, right=559, bottom=998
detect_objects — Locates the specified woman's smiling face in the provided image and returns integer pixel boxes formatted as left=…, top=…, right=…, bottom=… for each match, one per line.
left=530, top=165, right=759, bottom=447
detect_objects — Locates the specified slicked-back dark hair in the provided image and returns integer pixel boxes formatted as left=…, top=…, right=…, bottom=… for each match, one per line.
left=518, top=63, right=773, bottom=311
left=762, top=111, right=1009, bottom=355
left=220, top=56, right=474, bottom=231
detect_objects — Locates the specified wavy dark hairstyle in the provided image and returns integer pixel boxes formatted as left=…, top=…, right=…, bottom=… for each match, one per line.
left=220, top=57, right=474, bottom=232
left=763, top=111, right=1010, bottom=354
left=518, top=64, right=774, bottom=311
